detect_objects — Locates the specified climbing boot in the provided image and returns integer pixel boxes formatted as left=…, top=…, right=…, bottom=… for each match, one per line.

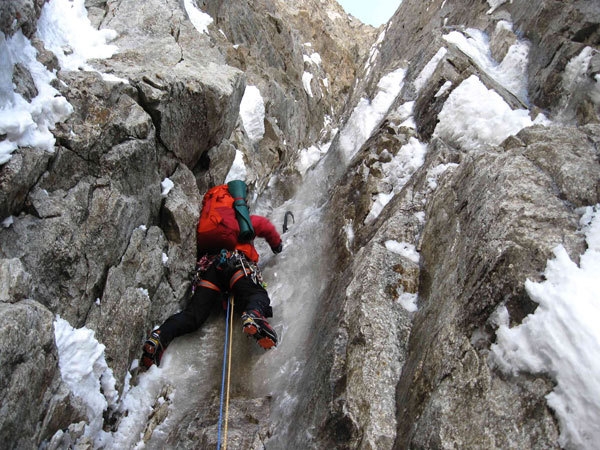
left=141, top=330, right=165, bottom=368
left=241, top=310, right=278, bottom=349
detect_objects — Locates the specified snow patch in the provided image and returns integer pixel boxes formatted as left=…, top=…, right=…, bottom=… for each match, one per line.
left=1, top=0, right=118, bottom=165
left=435, top=80, right=453, bottom=98
left=433, top=75, right=532, bottom=151
left=339, top=67, right=406, bottom=162
left=385, top=240, right=420, bottom=264
left=397, top=293, right=418, bottom=312
left=37, top=0, right=118, bottom=71
left=563, top=46, right=595, bottom=99
left=161, top=178, right=174, bottom=197
left=427, top=163, right=459, bottom=190
left=296, top=142, right=331, bottom=176
left=225, top=149, right=248, bottom=182
left=239, top=85, right=265, bottom=142
left=183, top=0, right=213, bottom=34
left=54, top=316, right=118, bottom=444
left=491, top=204, right=600, bottom=450
left=302, top=72, right=314, bottom=97
left=443, top=28, right=529, bottom=101
left=414, top=47, right=447, bottom=94
left=364, top=137, right=427, bottom=224
left=0, top=31, right=73, bottom=164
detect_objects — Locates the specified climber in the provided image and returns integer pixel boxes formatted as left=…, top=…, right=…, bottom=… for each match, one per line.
left=141, top=180, right=283, bottom=368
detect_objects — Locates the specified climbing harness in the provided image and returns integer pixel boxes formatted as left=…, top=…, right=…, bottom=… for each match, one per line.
left=217, top=294, right=235, bottom=450
left=192, top=250, right=265, bottom=294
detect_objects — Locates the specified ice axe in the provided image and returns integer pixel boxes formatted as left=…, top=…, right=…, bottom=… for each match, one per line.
left=283, top=211, right=294, bottom=233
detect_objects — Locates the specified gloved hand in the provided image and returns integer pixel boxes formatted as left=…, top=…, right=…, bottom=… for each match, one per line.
left=272, top=242, right=283, bottom=254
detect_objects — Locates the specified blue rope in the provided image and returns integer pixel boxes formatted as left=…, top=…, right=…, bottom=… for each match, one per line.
left=217, top=296, right=231, bottom=449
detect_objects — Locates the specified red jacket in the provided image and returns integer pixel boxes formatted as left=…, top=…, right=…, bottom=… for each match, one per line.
left=236, top=215, right=282, bottom=262
left=197, top=207, right=282, bottom=263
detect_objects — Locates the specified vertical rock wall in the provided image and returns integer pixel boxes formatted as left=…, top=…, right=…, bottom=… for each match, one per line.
left=1, top=0, right=598, bottom=447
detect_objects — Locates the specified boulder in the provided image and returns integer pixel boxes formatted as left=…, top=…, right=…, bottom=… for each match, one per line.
left=394, top=125, right=599, bottom=448
left=0, top=0, right=45, bottom=37
left=0, top=300, right=62, bottom=448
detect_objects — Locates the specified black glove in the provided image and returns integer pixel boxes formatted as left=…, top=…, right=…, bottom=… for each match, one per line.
left=272, top=242, right=283, bottom=254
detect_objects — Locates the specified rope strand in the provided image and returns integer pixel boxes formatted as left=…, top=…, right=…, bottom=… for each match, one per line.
left=223, top=294, right=235, bottom=449
left=217, top=295, right=235, bottom=450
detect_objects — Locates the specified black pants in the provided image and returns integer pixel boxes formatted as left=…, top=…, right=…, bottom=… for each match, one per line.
left=157, top=262, right=272, bottom=346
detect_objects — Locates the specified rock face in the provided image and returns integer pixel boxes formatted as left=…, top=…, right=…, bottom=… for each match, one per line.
left=395, top=124, right=599, bottom=449
left=0, top=0, right=599, bottom=449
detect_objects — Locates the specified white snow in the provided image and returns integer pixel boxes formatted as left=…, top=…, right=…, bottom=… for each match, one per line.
left=364, top=137, right=427, bottom=224
left=36, top=0, right=118, bottom=71
left=563, top=46, right=598, bottom=106
left=443, top=27, right=529, bottom=101
left=295, top=142, right=331, bottom=175
left=433, top=74, right=533, bottom=151
left=225, top=149, right=248, bottom=182
left=4, top=1, right=599, bottom=448
left=397, top=292, right=418, bottom=312
left=239, top=85, right=265, bottom=142
left=486, top=0, right=510, bottom=15
left=0, top=31, right=73, bottom=164
left=491, top=204, right=600, bottom=450
left=364, top=28, right=387, bottom=77
left=396, top=101, right=416, bottom=128
left=593, top=73, right=600, bottom=106
left=54, top=317, right=119, bottom=445
left=435, top=80, right=452, bottom=98
left=426, top=162, right=459, bottom=190
left=302, top=72, right=314, bottom=97
left=385, top=240, right=419, bottom=263
left=413, top=47, right=447, bottom=94
left=385, top=242, right=420, bottom=313
left=160, top=178, right=174, bottom=197
left=183, top=0, right=213, bottom=34
left=339, top=67, right=406, bottom=162
left=303, top=52, right=322, bottom=65
left=1, top=0, right=118, bottom=165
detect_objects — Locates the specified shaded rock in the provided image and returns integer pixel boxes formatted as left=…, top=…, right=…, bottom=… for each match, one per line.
left=0, top=0, right=45, bottom=37
left=504, top=124, right=600, bottom=207
left=0, top=146, right=52, bottom=220
left=135, top=66, right=245, bottom=170
left=0, top=258, right=32, bottom=303
left=159, top=163, right=201, bottom=311
left=490, top=21, right=518, bottom=62
left=411, top=341, right=560, bottom=449
left=98, top=0, right=246, bottom=170
left=507, top=0, right=600, bottom=123
left=394, top=125, right=599, bottom=448
left=0, top=299, right=60, bottom=448
left=194, top=140, right=237, bottom=192
left=86, top=226, right=168, bottom=385
left=320, top=242, right=413, bottom=449
left=12, top=62, right=38, bottom=101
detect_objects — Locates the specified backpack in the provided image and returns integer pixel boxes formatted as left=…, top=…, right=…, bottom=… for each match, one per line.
left=196, top=180, right=255, bottom=252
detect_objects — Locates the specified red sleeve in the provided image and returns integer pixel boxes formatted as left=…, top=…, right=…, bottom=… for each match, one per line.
left=251, top=215, right=282, bottom=249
